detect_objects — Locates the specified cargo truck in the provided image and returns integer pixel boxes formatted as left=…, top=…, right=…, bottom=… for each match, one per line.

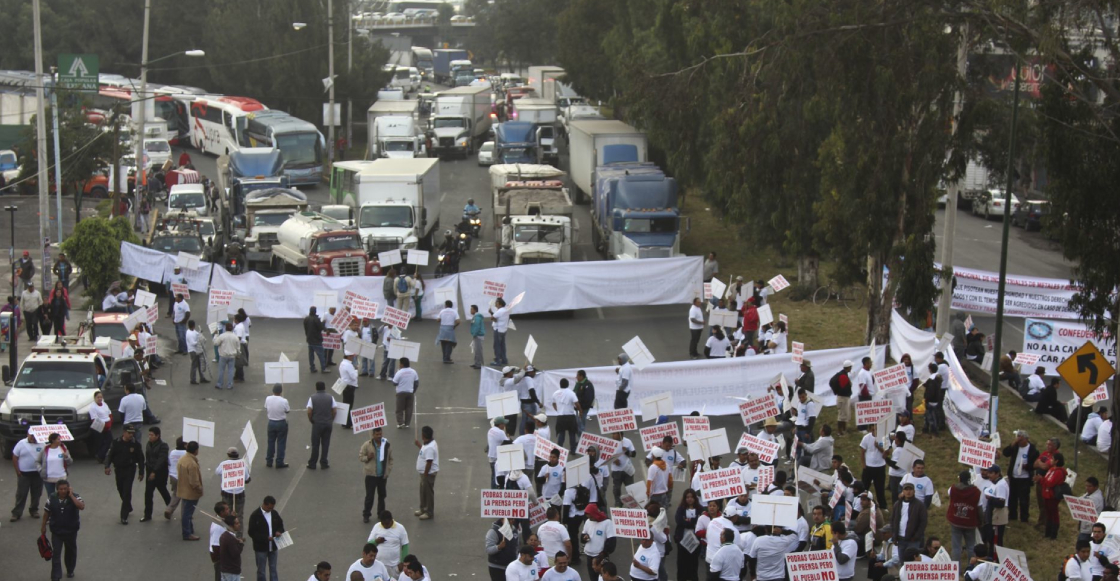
left=271, top=211, right=381, bottom=276
left=592, top=160, right=683, bottom=260
left=526, top=66, right=565, bottom=101
left=329, top=158, right=441, bottom=253
left=511, top=97, right=559, bottom=164
left=432, top=49, right=469, bottom=83
left=566, top=119, right=648, bottom=204
left=217, top=147, right=290, bottom=239
left=429, top=85, right=492, bottom=158
left=242, top=187, right=309, bottom=265
left=370, top=116, right=425, bottom=159
left=494, top=182, right=575, bottom=265
left=493, top=122, right=538, bottom=164
left=366, top=100, right=420, bottom=157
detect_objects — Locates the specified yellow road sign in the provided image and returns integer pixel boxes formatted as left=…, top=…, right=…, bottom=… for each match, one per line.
left=1057, top=341, right=1117, bottom=399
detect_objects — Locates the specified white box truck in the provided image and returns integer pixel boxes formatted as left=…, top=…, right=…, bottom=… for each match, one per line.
left=370, top=116, right=425, bottom=159
left=346, top=158, right=442, bottom=253
left=567, top=119, right=648, bottom=204
left=527, top=66, right=565, bottom=101
left=429, top=85, right=492, bottom=158
left=366, top=100, right=420, bottom=158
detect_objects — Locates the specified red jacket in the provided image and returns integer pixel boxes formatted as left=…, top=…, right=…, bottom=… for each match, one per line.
left=1041, top=467, right=1067, bottom=499
left=742, top=306, right=760, bottom=332
left=946, top=484, right=981, bottom=528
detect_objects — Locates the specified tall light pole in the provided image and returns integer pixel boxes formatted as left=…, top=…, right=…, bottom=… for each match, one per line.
left=5, top=205, right=17, bottom=374
left=328, top=0, right=337, bottom=165
left=936, top=23, right=969, bottom=336
left=32, top=0, right=50, bottom=290
left=49, top=66, right=63, bottom=245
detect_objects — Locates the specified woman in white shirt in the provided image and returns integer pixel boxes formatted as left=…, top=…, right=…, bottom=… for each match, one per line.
left=705, top=327, right=732, bottom=358
left=89, top=389, right=113, bottom=461
left=38, top=432, right=72, bottom=496
left=768, top=321, right=788, bottom=355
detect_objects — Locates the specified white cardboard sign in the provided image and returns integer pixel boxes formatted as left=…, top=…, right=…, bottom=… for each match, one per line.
left=577, top=432, right=620, bottom=458
left=900, top=562, right=958, bottom=581
left=688, top=428, right=731, bottom=462
left=1067, top=495, right=1101, bottom=523
left=134, top=289, right=156, bottom=308
left=597, top=408, right=637, bottom=434
left=486, top=392, right=520, bottom=419
left=709, top=309, right=738, bottom=329
left=524, top=335, right=538, bottom=364
left=351, top=403, right=388, bottom=434
left=752, top=494, right=798, bottom=527
left=176, top=251, right=200, bottom=270
left=854, top=399, right=894, bottom=425
left=622, top=336, right=656, bottom=371
left=756, top=304, right=774, bottom=326
left=768, top=274, right=791, bottom=293
left=639, top=393, right=673, bottom=420
left=565, top=456, right=590, bottom=489
left=697, top=466, right=748, bottom=501
left=534, top=435, right=569, bottom=465
left=496, top=444, right=526, bottom=473
left=182, top=417, right=215, bottom=447
left=382, top=306, right=412, bottom=329
left=483, top=280, right=507, bottom=298
left=240, top=421, right=258, bottom=466
left=791, top=342, right=805, bottom=364
left=406, top=249, right=429, bottom=266
left=739, top=396, right=781, bottom=426
left=264, top=361, right=299, bottom=384
left=387, top=339, right=421, bottom=362
left=378, top=250, right=402, bottom=267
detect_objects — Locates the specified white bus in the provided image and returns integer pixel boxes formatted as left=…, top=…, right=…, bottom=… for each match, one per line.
left=243, top=110, right=326, bottom=186
left=187, top=95, right=268, bottom=156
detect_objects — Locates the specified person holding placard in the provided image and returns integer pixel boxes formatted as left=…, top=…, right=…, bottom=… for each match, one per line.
left=747, top=527, right=798, bottom=581
left=360, top=427, right=393, bottom=524
left=89, top=390, right=113, bottom=462
left=978, top=465, right=1008, bottom=553
left=859, top=424, right=887, bottom=508
left=646, top=448, right=672, bottom=509
left=216, top=322, right=241, bottom=390
left=218, top=514, right=244, bottom=581
left=830, top=361, right=854, bottom=436
left=518, top=366, right=543, bottom=436
left=216, top=448, right=248, bottom=523
left=607, top=431, right=637, bottom=507
left=360, top=319, right=377, bottom=376
left=855, top=357, right=876, bottom=431
left=320, top=307, right=340, bottom=368
left=1079, top=478, right=1105, bottom=543
left=886, top=432, right=909, bottom=505
left=306, top=381, right=339, bottom=470
left=304, top=307, right=328, bottom=374
left=709, top=528, right=744, bottom=581
left=378, top=323, right=397, bottom=380
left=340, top=353, right=360, bottom=430
left=172, top=293, right=191, bottom=354
left=688, top=298, right=705, bottom=359
left=615, top=354, right=633, bottom=410
left=630, top=537, right=661, bottom=581
left=490, top=297, right=511, bottom=367
left=233, top=313, right=249, bottom=381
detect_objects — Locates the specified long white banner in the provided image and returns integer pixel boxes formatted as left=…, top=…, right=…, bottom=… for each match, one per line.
left=889, top=310, right=988, bottom=440
left=939, top=264, right=1079, bottom=320
left=1022, top=318, right=1117, bottom=369
left=119, top=241, right=220, bottom=293
left=457, top=256, right=703, bottom=316
left=476, top=345, right=884, bottom=417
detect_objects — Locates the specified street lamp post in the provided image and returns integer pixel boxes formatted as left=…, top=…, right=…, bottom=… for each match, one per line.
left=5, top=205, right=17, bottom=374
left=328, top=0, right=337, bottom=165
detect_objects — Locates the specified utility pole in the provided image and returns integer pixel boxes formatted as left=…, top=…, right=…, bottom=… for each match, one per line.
left=348, top=3, right=354, bottom=152
left=50, top=67, right=63, bottom=244
left=134, top=0, right=152, bottom=230
left=112, top=108, right=122, bottom=218
left=987, top=63, right=1022, bottom=435
left=936, top=23, right=969, bottom=336
left=32, top=0, right=51, bottom=290
left=328, top=0, right=337, bottom=166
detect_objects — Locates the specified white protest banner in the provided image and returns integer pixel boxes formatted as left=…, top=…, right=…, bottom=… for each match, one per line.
left=220, top=460, right=248, bottom=492
left=240, top=421, right=258, bottom=466
left=958, top=438, right=1000, bottom=469
left=387, top=340, right=421, bottom=362
left=524, top=335, right=538, bottom=364
left=333, top=403, right=350, bottom=425
left=786, top=551, right=838, bottom=581
left=768, top=274, right=791, bottom=293
left=621, top=482, right=648, bottom=509
left=264, top=360, right=299, bottom=384
left=623, top=336, right=656, bottom=371
left=345, top=338, right=378, bottom=359
left=529, top=499, right=548, bottom=528
left=739, top=396, right=781, bottom=426
left=791, top=342, right=805, bottom=364
left=496, top=444, right=526, bottom=472
left=709, top=309, right=738, bottom=330
left=508, top=291, right=526, bottom=310
left=534, top=435, right=568, bottom=465
left=688, top=428, right=731, bottom=461
left=208, top=289, right=234, bottom=307
left=1023, top=318, right=1119, bottom=370
left=994, top=558, right=1029, bottom=581
left=170, top=282, right=190, bottom=299
left=941, top=264, right=1081, bottom=319
left=351, top=403, right=387, bottom=434
left=176, top=251, right=201, bottom=270
left=757, top=304, right=774, bottom=326
left=873, top=364, right=910, bottom=392
left=710, top=278, right=728, bottom=301
left=134, top=289, right=156, bottom=308
left=565, top=456, right=590, bottom=489
left=854, top=399, right=894, bottom=426
left=227, top=294, right=257, bottom=316
left=486, top=392, right=520, bottom=419
left=577, top=432, right=620, bottom=458
left=682, top=416, right=710, bottom=439
left=752, top=494, right=798, bottom=527
left=640, top=393, right=674, bottom=420
left=483, top=280, right=507, bottom=298
left=1067, top=495, right=1102, bottom=524
left=900, top=562, right=959, bottom=581
left=598, top=408, right=637, bottom=434
left=322, top=332, right=342, bottom=350
left=146, top=305, right=159, bottom=325
left=350, top=298, right=379, bottom=320
left=1013, top=352, right=1041, bottom=367
left=382, top=306, right=412, bottom=329
left=895, top=443, right=925, bottom=473
left=639, top=422, right=681, bottom=451
left=738, top=432, right=781, bottom=464
left=29, top=424, right=74, bottom=442
left=698, top=467, right=748, bottom=501
left=183, top=417, right=215, bottom=447
left=481, top=489, right=529, bottom=519
left=378, top=249, right=402, bottom=267
left=757, top=465, right=775, bottom=492
left=611, top=508, right=651, bottom=539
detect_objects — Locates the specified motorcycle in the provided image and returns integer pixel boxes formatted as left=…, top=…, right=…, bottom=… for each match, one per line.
left=224, top=241, right=244, bottom=275
left=463, top=208, right=482, bottom=239
left=455, top=217, right=475, bottom=251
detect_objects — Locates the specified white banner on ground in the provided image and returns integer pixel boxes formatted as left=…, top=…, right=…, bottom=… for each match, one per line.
left=458, top=256, right=703, bottom=317
left=477, top=345, right=883, bottom=416
left=939, top=263, right=1079, bottom=319
left=1023, top=318, right=1118, bottom=369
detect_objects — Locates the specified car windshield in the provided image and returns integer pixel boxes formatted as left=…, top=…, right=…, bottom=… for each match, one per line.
left=170, top=193, right=205, bottom=209
left=433, top=118, right=465, bottom=129
left=196, top=221, right=216, bottom=236
left=313, top=235, right=362, bottom=252
left=481, top=143, right=494, bottom=153
left=275, top=132, right=323, bottom=167
left=95, top=323, right=131, bottom=342
left=514, top=224, right=564, bottom=243
left=14, top=361, right=99, bottom=389
left=107, top=360, right=140, bottom=386
left=360, top=206, right=413, bottom=228
left=0, top=152, right=16, bottom=169
left=384, top=141, right=415, bottom=152
left=254, top=212, right=294, bottom=227
left=623, top=217, right=678, bottom=233
left=145, top=141, right=170, bottom=152
left=152, top=235, right=202, bottom=254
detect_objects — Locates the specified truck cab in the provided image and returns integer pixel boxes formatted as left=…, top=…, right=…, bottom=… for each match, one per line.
left=272, top=212, right=381, bottom=276
left=372, top=116, right=424, bottom=159
left=494, top=122, right=539, bottom=165
left=511, top=215, right=572, bottom=264
left=242, top=187, right=309, bottom=265
left=595, top=160, right=682, bottom=260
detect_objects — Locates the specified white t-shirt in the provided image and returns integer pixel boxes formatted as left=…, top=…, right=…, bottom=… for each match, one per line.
left=688, top=305, right=705, bottom=330
left=647, top=462, right=670, bottom=495
left=888, top=448, right=907, bottom=478
left=541, top=567, right=582, bottom=581
left=1065, top=556, right=1092, bottom=581
left=393, top=367, right=419, bottom=393
left=1082, top=415, right=1103, bottom=441
left=895, top=423, right=916, bottom=443
left=901, top=474, right=934, bottom=501
left=562, top=487, right=586, bottom=518
left=417, top=441, right=439, bottom=473
left=769, top=331, right=788, bottom=355
left=348, top=558, right=392, bottom=581
left=609, top=437, right=635, bottom=473
left=265, top=395, right=290, bottom=421
left=438, top=308, right=459, bottom=326
left=710, top=543, right=745, bottom=581
left=487, top=426, right=507, bottom=461
left=617, top=363, right=633, bottom=393
left=368, top=522, right=410, bottom=568
left=506, top=559, right=538, bottom=581
left=1027, top=374, right=1045, bottom=395
left=1098, top=420, right=1113, bottom=453
left=725, top=498, right=752, bottom=532
left=209, top=521, right=225, bottom=550
left=538, top=462, right=566, bottom=498
left=537, top=520, right=570, bottom=559
left=982, top=477, right=1009, bottom=510
left=168, top=449, right=186, bottom=480
left=705, top=517, right=739, bottom=563
left=630, top=544, right=661, bottom=581
left=552, top=389, right=578, bottom=416
left=836, top=538, right=858, bottom=579
left=513, top=434, right=537, bottom=468
left=706, top=335, right=731, bottom=357
left=581, top=518, right=615, bottom=557
left=119, top=393, right=147, bottom=424
left=748, top=534, right=799, bottom=581
left=860, top=433, right=886, bottom=467
left=41, top=445, right=68, bottom=480
left=856, top=368, right=876, bottom=397
left=492, top=307, right=511, bottom=333
left=173, top=300, right=190, bottom=323
left=89, top=401, right=112, bottom=426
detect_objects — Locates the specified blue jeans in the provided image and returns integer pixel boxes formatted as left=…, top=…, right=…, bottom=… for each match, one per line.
left=380, top=352, right=396, bottom=378
left=307, top=345, right=326, bottom=372
left=361, top=357, right=374, bottom=374
left=266, top=420, right=288, bottom=465
left=493, top=331, right=507, bottom=365
left=175, top=322, right=188, bottom=353
left=255, top=549, right=279, bottom=581
left=521, top=402, right=538, bottom=434
left=181, top=499, right=198, bottom=538
left=218, top=356, right=236, bottom=389
left=44, top=481, right=56, bottom=497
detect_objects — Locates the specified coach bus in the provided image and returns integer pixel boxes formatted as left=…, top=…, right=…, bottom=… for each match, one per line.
left=243, top=110, right=325, bottom=186
left=186, top=95, right=267, bottom=156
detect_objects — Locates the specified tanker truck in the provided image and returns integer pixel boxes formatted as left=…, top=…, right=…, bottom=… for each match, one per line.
left=271, top=211, right=382, bottom=276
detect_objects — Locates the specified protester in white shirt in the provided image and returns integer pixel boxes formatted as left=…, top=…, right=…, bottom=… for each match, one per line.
left=538, top=451, right=566, bottom=499
left=859, top=425, right=887, bottom=504
left=709, top=528, right=745, bottom=581
left=264, top=384, right=290, bottom=468
left=368, top=513, right=410, bottom=569
left=705, top=328, right=731, bottom=358
left=1081, top=408, right=1107, bottom=444
left=704, top=511, right=740, bottom=564
left=540, top=553, right=582, bottom=581
left=768, top=322, right=788, bottom=355
left=688, top=298, right=705, bottom=360
left=1098, top=419, right=1113, bottom=454
left=1026, top=367, right=1046, bottom=399
left=348, top=542, right=393, bottom=581
left=900, top=460, right=935, bottom=508
left=832, top=522, right=859, bottom=581
left=506, top=546, right=540, bottom=581
left=747, top=529, right=799, bottom=581
left=630, top=537, right=661, bottom=581
left=415, top=427, right=439, bottom=519
left=537, top=508, right=572, bottom=564
left=392, top=358, right=419, bottom=429
left=614, top=354, right=633, bottom=409
left=1064, top=543, right=1093, bottom=581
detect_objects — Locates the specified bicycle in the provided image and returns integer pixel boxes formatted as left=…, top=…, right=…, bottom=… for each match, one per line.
left=812, top=280, right=867, bottom=309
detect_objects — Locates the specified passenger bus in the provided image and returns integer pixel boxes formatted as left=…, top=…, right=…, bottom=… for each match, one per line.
left=243, top=110, right=326, bottom=186
left=186, top=95, right=267, bottom=156
left=90, top=87, right=175, bottom=143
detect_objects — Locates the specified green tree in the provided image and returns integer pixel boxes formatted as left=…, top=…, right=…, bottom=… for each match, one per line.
left=60, top=215, right=138, bottom=297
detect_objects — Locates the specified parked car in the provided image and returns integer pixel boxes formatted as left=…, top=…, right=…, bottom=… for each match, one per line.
left=971, top=189, right=1020, bottom=220
left=1011, top=199, right=1050, bottom=231
left=478, top=141, right=495, bottom=166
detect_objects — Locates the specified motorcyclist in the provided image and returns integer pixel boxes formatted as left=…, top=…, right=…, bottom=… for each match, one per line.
left=438, top=229, right=462, bottom=273
left=463, top=198, right=481, bottom=220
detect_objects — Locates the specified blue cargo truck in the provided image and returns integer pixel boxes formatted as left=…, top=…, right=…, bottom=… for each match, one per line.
left=432, top=49, right=469, bottom=84
left=591, top=158, right=682, bottom=259
left=493, top=122, right=538, bottom=164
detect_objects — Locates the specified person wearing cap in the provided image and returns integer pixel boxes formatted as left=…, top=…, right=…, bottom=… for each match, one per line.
left=688, top=297, right=705, bottom=359
left=553, top=378, right=581, bottom=455
left=828, top=361, right=854, bottom=436
left=265, top=384, right=291, bottom=469
left=614, top=353, right=633, bottom=409
left=978, top=464, right=1008, bottom=552
left=1001, top=429, right=1038, bottom=523
left=507, top=544, right=541, bottom=581
left=15, top=249, right=34, bottom=289
left=216, top=447, right=248, bottom=522
left=499, top=366, right=527, bottom=436
left=703, top=506, right=740, bottom=564
left=946, top=470, right=980, bottom=569
left=487, top=417, right=509, bottom=488
left=646, top=447, right=672, bottom=508
left=19, top=281, right=42, bottom=341
left=105, top=423, right=145, bottom=525
left=534, top=413, right=552, bottom=442
left=890, top=482, right=927, bottom=560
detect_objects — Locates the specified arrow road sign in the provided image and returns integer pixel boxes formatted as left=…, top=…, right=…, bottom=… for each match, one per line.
left=1057, top=341, right=1117, bottom=400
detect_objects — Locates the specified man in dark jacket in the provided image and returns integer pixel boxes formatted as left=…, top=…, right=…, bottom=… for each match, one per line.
left=573, top=370, right=595, bottom=437
left=219, top=514, right=244, bottom=581
left=40, top=479, right=85, bottom=581
left=304, top=306, right=327, bottom=373
left=485, top=518, right=519, bottom=581
left=830, top=361, right=854, bottom=436
left=247, top=496, right=285, bottom=581
left=890, top=483, right=928, bottom=561
left=104, top=425, right=145, bottom=524
left=1001, top=429, right=1039, bottom=523
left=142, top=427, right=171, bottom=522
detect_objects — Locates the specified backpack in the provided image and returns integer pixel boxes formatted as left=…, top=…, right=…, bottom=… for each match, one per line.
left=1053, top=482, right=1072, bottom=501
left=572, top=485, right=591, bottom=511
left=1058, top=554, right=1077, bottom=581
left=396, top=276, right=409, bottom=294
left=37, top=533, right=52, bottom=560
